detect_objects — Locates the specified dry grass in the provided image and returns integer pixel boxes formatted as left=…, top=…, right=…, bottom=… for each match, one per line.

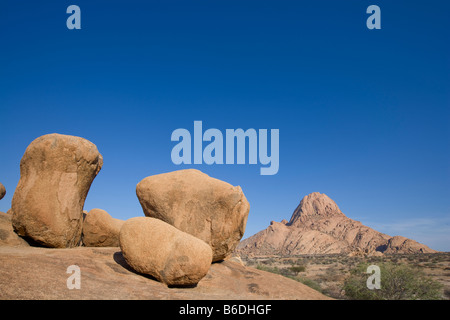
left=242, top=252, right=450, bottom=300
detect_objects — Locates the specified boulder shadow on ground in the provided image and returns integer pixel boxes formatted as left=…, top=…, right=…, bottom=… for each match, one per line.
left=19, top=236, right=46, bottom=247
left=113, top=251, right=142, bottom=274
left=112, top=251, right=159, bottom=283
left=167, top=283, right=198, bottom=289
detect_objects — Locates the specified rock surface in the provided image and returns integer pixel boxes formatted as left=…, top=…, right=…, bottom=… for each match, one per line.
left=0, top=183, right=5, bottom=200
left=11, top=133, right=103, bottom=248
left=383, top=235, right=432, bottom=254
left=0, top=212, right=29, bottom=247
left=0, top=246, right=331, bottom=300
left=119, top=217, right=213, bottom=286
left=136, top=169, right=250, bottom=262
left=82, top=209, right=124, bottom=247
left=236, top=192, right=436, bottom=256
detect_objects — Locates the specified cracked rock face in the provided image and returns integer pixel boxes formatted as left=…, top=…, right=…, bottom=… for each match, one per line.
left=11, top=134, right=103, bottom=248
left=136, top=169, right=250, bottom=262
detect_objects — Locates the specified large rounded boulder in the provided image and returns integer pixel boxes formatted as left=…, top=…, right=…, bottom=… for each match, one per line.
left=136, top=169, right=250, bottom=262
left=119, top=217, right=213, bottom=286
left=11, top=133, right=103, bottom=248
left=82, top=208, right=124, bottom=247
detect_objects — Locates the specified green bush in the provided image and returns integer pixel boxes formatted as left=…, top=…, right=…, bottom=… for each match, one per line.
left=290, top=265, right=306, bottom=273
left=298, top=277, right=322, bottom=293
left=343, top=262, right=443, bottom=300
left=256, top=264, right=322, bottom=293
left=256, top=264, right=280, bottom=274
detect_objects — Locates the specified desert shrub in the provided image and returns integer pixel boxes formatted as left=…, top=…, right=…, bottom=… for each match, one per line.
left=283, top=259, right=295, bottom=265
left=296, top=277, right=322, bottom=293
left=343, top=262, right=443, bottom=300
left=444, top=288, right=450, bottom=299
left=260, top=258, right=275, bottom=265
left=257, top=264, right=323, bottom=293
left=418, top=257, right=428, bottom=263
left=290, top=265, right=306, bottom=274
left=256, top=264, right=280, bottom=274
left=245, top=259, right=256, bottom=267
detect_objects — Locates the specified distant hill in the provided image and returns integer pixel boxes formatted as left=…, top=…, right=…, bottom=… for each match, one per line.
left=236, top=192, right=436, bottom=256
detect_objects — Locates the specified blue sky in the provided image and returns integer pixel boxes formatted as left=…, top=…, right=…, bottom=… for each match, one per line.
left=1, top=1, right=449, bottom=251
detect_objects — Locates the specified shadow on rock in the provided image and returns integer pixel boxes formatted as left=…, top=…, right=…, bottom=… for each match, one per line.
left=113, top=251, right=199, bottom=289
left=113, top=251, right=160, bottom=282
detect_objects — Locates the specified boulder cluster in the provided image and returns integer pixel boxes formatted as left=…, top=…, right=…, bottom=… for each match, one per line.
left=1, top=133, right=250, bottom=286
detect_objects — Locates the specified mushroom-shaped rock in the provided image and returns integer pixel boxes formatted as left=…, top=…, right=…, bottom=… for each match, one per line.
left=11, top=133, right=103, bottom=248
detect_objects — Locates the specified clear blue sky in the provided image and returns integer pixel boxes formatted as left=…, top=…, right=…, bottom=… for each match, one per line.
left=1, top=1, right=449, bottom=251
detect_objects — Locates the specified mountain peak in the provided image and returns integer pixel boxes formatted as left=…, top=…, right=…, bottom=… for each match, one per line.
left=236, top=192, right=437, bottom=256
left=288, top=192, right=344, bottom=226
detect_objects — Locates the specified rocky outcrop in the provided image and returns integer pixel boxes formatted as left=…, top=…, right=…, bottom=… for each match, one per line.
left=136, top=169, right=250, bottom=262
left=0, top=246, right=331, bottom=300
left=11, top=134, right=103, bottom=248
left=288, top=192, right=344, bottom=226
left=383, top=236, right=432, bottom=254
left=82, top=209, right=124, bottom=247
left=236, top=192, right=436, bottom=256
left=0, top=211, right=29, bottom=247
left=0, top=183, right=5, bottom=200
left=119, top=217, right=213, bottom=287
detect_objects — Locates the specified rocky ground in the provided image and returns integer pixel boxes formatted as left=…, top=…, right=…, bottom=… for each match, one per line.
left=0, top=245, right=331, bottom=300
